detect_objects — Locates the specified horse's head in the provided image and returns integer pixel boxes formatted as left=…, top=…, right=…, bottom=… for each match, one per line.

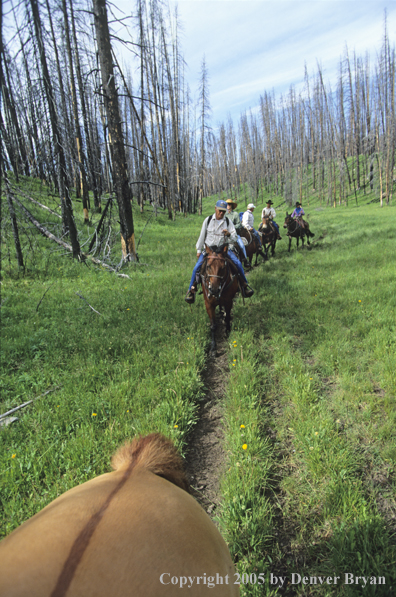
left=261, top=216, right=270, bottom=229
left=284, top=212, right=292, bottom=228
left=203, top=244, right=229, bottom=299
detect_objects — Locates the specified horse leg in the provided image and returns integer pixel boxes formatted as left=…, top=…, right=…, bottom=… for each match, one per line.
left=224, top=300, right=232, bottom=336
left=258, top=241, right=266, bottom=261
left=288, top=236, right=292, bottom=252
left=204, top=301, right=217, bottom=353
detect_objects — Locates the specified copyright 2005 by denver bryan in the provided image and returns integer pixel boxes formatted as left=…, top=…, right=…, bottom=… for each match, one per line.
left=159, top=572, right=387, bottom=589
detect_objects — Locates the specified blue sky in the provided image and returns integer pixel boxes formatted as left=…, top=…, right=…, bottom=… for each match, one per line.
left=164, top=0, right=396, bottom=127
left=4, top=0, right=394, bottom=129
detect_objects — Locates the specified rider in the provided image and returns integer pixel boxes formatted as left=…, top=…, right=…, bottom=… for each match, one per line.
left=242, top=204, right=262, bottom=248
left=291, top=202, right=306, bottom=228
left=226, top=199, right=251, bottom=269
left=261, top=200, right=282, bottom=240
left=185, top=199, right=254, bottom=304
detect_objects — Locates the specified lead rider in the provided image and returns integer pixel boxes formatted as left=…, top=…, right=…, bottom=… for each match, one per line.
left=185, top=200, right=254, bottom=303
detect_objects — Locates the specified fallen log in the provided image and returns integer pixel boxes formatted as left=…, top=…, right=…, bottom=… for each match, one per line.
left=12, top=196, right=117, bottom=271
left=13, top=187, right=62, bottom=219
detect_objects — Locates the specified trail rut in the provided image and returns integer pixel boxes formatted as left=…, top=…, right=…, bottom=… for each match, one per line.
left=184, top=319, right=229, bottom=519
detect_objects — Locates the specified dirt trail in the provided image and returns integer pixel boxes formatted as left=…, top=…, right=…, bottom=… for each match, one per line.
left=184, top=320, right=229, bottom=519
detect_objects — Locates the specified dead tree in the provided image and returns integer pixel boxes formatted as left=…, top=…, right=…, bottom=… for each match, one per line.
left=29, top=0, right=81, bottom=258
left=93, top=0, right=137, bottom=261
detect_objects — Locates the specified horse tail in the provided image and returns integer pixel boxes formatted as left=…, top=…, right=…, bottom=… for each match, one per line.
left=111, top=433, right=190, bottom=493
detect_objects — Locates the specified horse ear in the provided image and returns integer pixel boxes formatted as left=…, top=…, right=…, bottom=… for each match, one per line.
left=205, top=243, right=211, bottom=254
left=222, top=244, right=228, bottom=254
left=285, top=212, right=289, bottom=216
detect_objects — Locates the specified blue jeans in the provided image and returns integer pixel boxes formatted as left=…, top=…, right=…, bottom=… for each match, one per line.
left=272, top=221, right=280, bottom=234
left=236, top=237, right=248, bottom=260
left=252, top=229, right=262, bottom=247
left=189, top=250, right=248, bottom=290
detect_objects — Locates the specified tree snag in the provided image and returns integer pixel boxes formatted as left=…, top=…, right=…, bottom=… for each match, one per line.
left=92, top=0, right=137, bottom=261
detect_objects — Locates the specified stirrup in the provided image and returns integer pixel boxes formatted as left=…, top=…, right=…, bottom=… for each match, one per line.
left=242, top=285, right=254, bottom=298
left=184, top=288, right=196, bottom=304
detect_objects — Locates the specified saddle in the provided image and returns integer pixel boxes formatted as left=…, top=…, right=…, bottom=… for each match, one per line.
left=293, top=216, right=306, bottom=229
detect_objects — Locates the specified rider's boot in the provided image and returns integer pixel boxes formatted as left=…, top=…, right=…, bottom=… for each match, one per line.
left=243, top=258, right=252, bottom=270
left=241, top=281, right=254, bottom=298
left=184, top=285, right=197, bottom=304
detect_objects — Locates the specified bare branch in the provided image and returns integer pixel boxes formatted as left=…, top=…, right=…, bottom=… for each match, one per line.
left=35, top=284, right=54, bottom=312
left=75, top=292, right=102, bottom=315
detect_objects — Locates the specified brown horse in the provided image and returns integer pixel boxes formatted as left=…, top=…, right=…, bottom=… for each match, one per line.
left=0, top=433, right=239, bottom=597
left=283, top=213, right=314, bottom=251
left=201, top=244, right=240, bottom=352
left=238, top=227, right=266, bottom=266
left=258, top=217, right=277, bottom=259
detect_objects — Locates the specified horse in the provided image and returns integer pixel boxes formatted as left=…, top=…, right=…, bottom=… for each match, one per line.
left=283, top=213, right=314, bottom=252
left=201, top=243, right=240, bottom=353
left=258, top=216, right=277, bottom=259
left=0, top=433, right=239, bottom=597
left=237, top=227, right=266, bottom=266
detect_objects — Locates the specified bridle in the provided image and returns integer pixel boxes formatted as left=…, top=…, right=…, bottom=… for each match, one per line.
left=285, top=217, right=301, bottom=235
left=260, top=217, right=275, bottom=240
left=201, top=254, right=235, bottom=300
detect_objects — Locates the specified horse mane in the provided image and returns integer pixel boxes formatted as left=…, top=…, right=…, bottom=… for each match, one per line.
left=207, top=244, right=227, bottom=254
left=111, top=433, right=190, bottom=493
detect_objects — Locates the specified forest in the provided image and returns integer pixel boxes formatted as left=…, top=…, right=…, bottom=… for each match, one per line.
left=1, top=1, right=395, bottom=266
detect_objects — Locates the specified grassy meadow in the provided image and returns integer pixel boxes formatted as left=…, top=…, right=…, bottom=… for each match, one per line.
left=1, top=176, right=396, bottom=595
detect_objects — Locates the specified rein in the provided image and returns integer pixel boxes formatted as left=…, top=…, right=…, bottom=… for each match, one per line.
left=286, top=218, right=301, bottom=235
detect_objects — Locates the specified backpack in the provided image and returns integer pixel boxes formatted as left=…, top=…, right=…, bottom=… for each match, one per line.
left=239, top=212, right=244, bottom=222
left=206, top=215, right=230, bottom=227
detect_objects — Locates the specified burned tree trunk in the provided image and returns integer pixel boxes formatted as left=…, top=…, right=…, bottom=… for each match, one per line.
left=92, top=0, right=137, bottom=261
left=29, top=0, right=81, bottom=258
left=3, top=174, right=24, bottom=270
left=62, top=0, right=90, bottom=224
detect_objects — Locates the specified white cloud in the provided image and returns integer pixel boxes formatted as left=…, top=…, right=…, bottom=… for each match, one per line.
left=113, top=0, right=396, bottom=125
left=172, top=0, right=396, bottom=123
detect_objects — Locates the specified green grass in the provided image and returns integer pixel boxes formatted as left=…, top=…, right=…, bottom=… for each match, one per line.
left=217, top=201, right=396, bottom=595
left=1, top=177, right=212, bottom=535
left=1, top=175, right=396, bottom=595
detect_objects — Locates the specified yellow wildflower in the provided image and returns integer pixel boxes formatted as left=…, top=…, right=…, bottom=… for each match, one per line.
left=11, top=454, right=16, bottom=459
left=240, top=424, right=245, bottom=429
left=174, top=425, right=178, bottom=428
left=92, top=413, right=97, bottom=417
left=242, top=444, right=247, bottom=450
